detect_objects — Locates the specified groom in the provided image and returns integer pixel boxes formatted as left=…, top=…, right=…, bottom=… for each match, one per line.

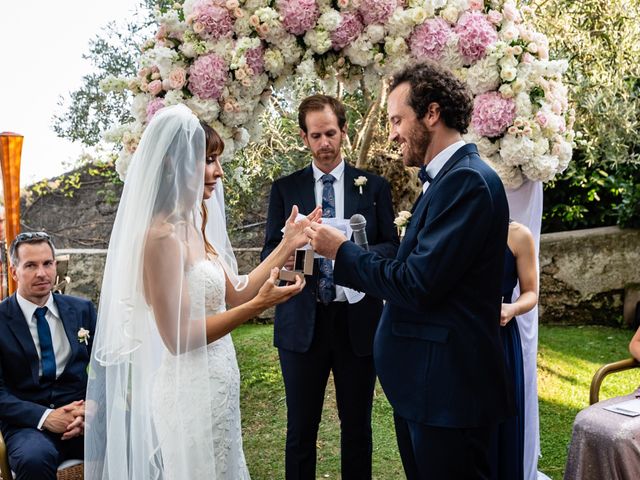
left=307, top=62, right=513, bottom=478
left=262, top=94, right=398, bottom=479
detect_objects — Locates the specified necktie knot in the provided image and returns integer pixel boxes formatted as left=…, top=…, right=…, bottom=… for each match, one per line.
left=35, top=306, right=48, bottom=320
left=418, top=166, right=433, bottom=184
left=321, top=174, right=335, bottom=186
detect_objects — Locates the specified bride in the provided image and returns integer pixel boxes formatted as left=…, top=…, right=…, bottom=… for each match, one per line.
left=85, top=104, right=319, bottom=479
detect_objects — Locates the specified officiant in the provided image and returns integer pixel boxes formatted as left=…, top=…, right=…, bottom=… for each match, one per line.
left=261, top=94, right=398, bottom=480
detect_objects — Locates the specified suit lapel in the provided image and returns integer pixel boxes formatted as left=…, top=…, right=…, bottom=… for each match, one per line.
left=343, top=164, right=361, bottom=220
left=399, top=144, right=477, bottom=258
left=298, top=165, right=317, bottom=215
left=5, top=295, right=41, bottom=384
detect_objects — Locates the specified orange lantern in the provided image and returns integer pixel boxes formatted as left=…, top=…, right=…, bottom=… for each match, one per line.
left=0, top=132, right=23, bottom=295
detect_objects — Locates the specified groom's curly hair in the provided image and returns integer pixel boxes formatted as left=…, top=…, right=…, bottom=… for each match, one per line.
left=390, top=61, right=473, bottom=134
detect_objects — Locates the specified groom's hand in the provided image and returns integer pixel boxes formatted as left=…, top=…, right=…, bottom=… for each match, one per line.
left=305, top=222, right=347, bottom=260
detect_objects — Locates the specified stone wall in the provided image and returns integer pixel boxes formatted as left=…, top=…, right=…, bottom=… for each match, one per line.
left=59, top=227, right=640, bottom=325
left=539, top=226, right=640, bottom=326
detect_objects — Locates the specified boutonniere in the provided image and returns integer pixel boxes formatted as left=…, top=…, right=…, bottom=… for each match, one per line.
left=77, top=328, right=91, bottom=345
left=394, top=211, right=412, bottom=239
left=354, top=176, right=367, bottom=194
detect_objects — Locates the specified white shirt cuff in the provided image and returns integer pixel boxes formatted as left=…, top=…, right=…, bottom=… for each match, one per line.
left=38, top=409, right=53, bottom=430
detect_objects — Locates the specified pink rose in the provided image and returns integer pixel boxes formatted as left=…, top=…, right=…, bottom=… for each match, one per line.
left=535, top=111, right=548, bottom=127
left=148, top=80, right=163, bottom=96
left=502, top=2, right=521, bottom=22
left=487, top=10, right=503, bottom=25
left=226, top=0, right=239, bottom=9
left=169, top=67, right=187, bottom=89
left=469, top=0, right=484, bottom=10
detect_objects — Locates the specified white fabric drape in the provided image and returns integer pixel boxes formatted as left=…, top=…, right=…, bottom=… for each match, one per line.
left=505, top=179, right=543, bottom=480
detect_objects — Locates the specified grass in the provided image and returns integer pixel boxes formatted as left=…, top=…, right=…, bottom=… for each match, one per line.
left=233, top=323, right=639, bottom=480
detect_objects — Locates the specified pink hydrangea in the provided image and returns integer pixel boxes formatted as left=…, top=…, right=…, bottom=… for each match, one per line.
left=454, top=11, right=498, bottom=64
left=188, top=53, right=227, bottom=100
left=358, top=0, right=396, bottom=26
left=409, top=18, right=452, bottom=61
left=472, top=92, right=516, bottom=138
left=278, top=0, right=319, bottom=35
left=245, top=44, right=265, bottom=75
left=331, top=12, right=364, bottom=51
left=192, top=0, right=234, bottom=40
left=146, top=98, right=165, bottom=122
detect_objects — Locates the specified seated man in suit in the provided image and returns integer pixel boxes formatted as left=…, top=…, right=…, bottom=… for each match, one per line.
left=0, top=232, right=97, bottom=480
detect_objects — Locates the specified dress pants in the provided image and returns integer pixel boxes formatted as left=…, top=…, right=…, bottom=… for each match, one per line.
left=279, top=302, right=376, bottom=480
left=394, top=413, right=496, bottom=480
left=6, top=427, right=84, bottom=480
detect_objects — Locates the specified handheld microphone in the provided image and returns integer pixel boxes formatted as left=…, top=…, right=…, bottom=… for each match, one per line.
left=350, top=214, right=369, bottom=251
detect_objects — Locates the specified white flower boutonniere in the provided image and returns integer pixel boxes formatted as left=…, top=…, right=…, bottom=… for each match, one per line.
left=394, top=211, right=412, bottom=238
left=78, top=328, right=91, bottom=345
left=354, top=176, right=367, bottom=194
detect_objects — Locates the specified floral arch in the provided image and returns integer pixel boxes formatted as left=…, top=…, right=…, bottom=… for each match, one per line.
left=104, top=0, right=574, bottom=189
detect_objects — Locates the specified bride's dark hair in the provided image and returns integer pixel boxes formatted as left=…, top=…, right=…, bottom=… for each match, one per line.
left=200, top=120, right=225, bottom=257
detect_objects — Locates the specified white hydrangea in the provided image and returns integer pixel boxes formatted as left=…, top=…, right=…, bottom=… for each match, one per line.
left=243, top=0, right=270, bottom=14
left=115, top=150, right=133, bottom=181
left=318, top=10, right=342, bottom=31
left=296, top=58, right=320, bottom=83
left=131, top=94, right=152, bottom=124
left=163, top=89, right=185, bottom=106
left=233, top=127, right=251, bottom=149
left=185, top=97, right=221, bottom=124
left=514, top=92, right=532, bottom=117
left=499, top=133, right=535, bottom=166
left=234, top=17, right=253, bottom=38
left=464, top=126, right=500, bottom=158
left=345, top=37, right=375, bottom=67
left=304, top=29, right=332, bottom=55
left=264, top=48, right=285, bottom=76
left=439, top=35, right=464, bottom=71
left=466, top=57, right=500, bottom=95
left=140, top=46, right=179, bottom=79
left=483, top=154, right=524, bottom=190
left=365, top=24, right=385, bottom=44
left=386, top=9, right=415, bottom=38
left=277, top=34, right=303, bottom=64
left=521, top=154, right=559, bottom=182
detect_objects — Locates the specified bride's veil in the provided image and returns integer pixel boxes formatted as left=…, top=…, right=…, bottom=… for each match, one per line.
left=85, top=104, right=218, bottom=479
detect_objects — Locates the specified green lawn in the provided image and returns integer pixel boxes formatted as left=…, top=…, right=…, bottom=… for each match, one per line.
left=234, top=323, right=639, bottom=479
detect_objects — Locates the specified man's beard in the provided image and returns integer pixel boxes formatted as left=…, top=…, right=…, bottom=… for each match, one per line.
left=403, top=122, right=431, bottom=168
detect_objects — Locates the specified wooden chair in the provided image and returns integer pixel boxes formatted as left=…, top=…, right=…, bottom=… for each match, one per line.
left=0, top=429, right=83, bottom=479
left=589, top=357, right=640, bottom=405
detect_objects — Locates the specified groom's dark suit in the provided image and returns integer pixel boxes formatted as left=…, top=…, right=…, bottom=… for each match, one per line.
left=334, top=144, right=513, bottom=478
left=0, top=293, right=96, bottom=478
left=262, top=162, right=398, bottom=479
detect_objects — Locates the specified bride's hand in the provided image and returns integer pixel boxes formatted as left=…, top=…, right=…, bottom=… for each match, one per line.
left=282, top=205, right=322, bottom=251
left=255, top=268, right=305, bottom=308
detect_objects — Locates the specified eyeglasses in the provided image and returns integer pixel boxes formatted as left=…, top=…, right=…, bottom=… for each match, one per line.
left=14, top=231, right=51, bottom=243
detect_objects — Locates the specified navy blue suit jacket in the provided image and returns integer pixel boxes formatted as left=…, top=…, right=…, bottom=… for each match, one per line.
left=0, top=293, right=97, bottom=435
left=261, top=163, right=399, bottom=356
left=334, top=144, right=514, bottom=427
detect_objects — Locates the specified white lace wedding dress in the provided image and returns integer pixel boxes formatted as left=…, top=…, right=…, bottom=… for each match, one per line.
left=151, top=259, right=250, bottom=479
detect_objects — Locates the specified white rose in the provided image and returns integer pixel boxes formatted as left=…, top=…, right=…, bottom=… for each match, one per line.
left=318, top=10, right=342, bottom=31
left=500, top=66, right=517, bottom=82
left=365, top=24, right=385, bottom=44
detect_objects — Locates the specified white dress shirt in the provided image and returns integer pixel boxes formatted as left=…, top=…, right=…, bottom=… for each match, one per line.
left=312, top=160, right=347, bottom=302
left=422, top=140, right=466, bottom=194
left=17, top=292, right=72, bottom=428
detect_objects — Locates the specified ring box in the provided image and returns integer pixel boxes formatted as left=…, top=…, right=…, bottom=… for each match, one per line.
left=279, top=248, right=314, bottom=283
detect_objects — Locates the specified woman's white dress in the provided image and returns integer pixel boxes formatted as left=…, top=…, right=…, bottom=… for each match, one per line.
left=152, top=259, right=250, bottom=479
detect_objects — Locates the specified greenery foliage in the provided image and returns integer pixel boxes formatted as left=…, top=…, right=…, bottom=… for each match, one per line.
left=531, top=0, right=640, bottom=231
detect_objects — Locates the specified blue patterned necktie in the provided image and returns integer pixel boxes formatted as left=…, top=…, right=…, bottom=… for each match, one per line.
left=418, top=165, right=433, bottom=184
left=318, top=174, right=336, bottom=304
left=35, top=306, right=56, bottom=382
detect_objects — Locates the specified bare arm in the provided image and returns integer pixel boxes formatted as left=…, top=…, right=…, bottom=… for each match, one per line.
left=225, top=205, right=321, bottom=307
left=629, top=326, right=640, bottom=361
left=144, top=230, right=305, bottom=354
left=501, top=223, right=538, bottom=326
